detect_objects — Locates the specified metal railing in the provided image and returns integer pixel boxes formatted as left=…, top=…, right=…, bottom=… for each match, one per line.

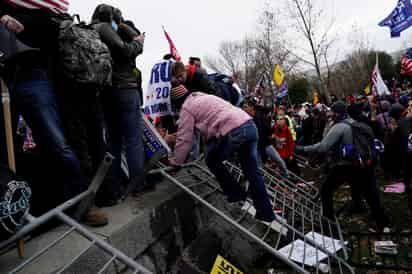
left=151, top=162, right=354, bottom=274
left=0, top=154, right=152, bottom=274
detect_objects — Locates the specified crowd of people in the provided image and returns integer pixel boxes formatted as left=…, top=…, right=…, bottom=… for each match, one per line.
left=0, top=0, right=412, bottom=235
left=0, top=1, right=147, bottom=226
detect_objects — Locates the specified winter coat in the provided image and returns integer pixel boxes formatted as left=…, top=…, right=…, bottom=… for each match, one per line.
left=253, top=109, right=272, bottom=162
left=273, top=123, right=295, bottom=160
left=91, top=4, right=143, bottom=89
left=174, top=92, right=251, bottom=165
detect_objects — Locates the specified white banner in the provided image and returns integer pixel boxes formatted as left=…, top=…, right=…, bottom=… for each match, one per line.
left=372, top=64, right=391, bottom=96
left=143, top=59, right=174, bottom=118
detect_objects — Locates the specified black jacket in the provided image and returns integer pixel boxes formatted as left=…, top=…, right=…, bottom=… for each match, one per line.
left=399, top=117, right=412, bottom=182
left=0, top=3, right=59, bottom=70
left=91, top=5, right=143, bottom=89
left=253, top=109, right=272, bottom=161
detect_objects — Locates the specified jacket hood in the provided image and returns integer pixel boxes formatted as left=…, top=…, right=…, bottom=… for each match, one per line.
left=91, top=4, right=114, bottom=24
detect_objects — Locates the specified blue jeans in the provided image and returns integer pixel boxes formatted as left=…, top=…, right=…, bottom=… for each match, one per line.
left=102, top=87, right=144, bottom=198
left=10, top=69, right=87, bottom=200
left=265, top=145, right=289, bottom=177
left=205, top=120, right=275, bottom=220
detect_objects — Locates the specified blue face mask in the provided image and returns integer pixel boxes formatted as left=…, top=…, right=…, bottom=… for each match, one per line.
left=111, top=21, right=118, bottom=31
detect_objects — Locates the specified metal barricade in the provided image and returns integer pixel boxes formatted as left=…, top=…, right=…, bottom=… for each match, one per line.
left=151, top=163, right=354, bottom=274
left=0, top=154, right=152, bottom=274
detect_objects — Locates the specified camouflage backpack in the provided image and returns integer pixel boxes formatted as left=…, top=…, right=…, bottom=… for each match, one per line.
left=58, top=16, right=112, bottom=87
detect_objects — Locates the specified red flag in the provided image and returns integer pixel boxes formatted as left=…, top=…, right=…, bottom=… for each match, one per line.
left=162, top=26, right=181, bottom=62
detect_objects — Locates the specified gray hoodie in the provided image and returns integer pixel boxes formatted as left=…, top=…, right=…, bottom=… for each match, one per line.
left=304, top=118, right=353, bottom=154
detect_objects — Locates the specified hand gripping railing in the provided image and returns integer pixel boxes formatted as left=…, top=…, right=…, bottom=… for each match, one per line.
left=0, top=154, right=152, bottom=274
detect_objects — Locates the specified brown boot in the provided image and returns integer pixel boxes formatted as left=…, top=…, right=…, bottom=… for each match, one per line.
left=82, top=207, right=108, bottom=227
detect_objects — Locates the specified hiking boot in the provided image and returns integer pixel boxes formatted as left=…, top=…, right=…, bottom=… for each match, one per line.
left=82, top=208, right=108, bottom=227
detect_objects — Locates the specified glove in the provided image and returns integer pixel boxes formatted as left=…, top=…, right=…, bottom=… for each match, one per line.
left=295, top=145, right=305, bottom=154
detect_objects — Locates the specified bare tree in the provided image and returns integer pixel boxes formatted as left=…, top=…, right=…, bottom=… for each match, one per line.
left=327, top=25, right=375, bottom=98
left=204, top=38, right=258, bottom=92
left=285, top=0, right=338, bottom=103
left=204, top=41, right=243, bottom=75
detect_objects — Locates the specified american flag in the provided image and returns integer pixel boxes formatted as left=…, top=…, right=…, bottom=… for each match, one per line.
left=371, top=64, right=390, bottom=96
left=254, top=73, right=266, bottom=95
left=162, top=26, right=181, bottom=62
left=4, top=0, right=69, bottom=14
left=401, top=48, right=412, bottom=76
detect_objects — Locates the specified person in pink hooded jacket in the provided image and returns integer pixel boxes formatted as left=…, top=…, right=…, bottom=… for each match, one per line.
left=170, top=85, right=275, bottom=222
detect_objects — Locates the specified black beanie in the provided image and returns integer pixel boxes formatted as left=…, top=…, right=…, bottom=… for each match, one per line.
left=347, top=103, right=363, bottom=120
left=331, top=101, right=347, bottom=115
left=389, top=103, right=405, bottom=121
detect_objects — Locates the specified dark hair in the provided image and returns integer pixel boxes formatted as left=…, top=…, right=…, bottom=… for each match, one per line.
left=163, top=53, right=174, bottom=60
left=113, top=8, right=123, bottom=24
left=171, top=62, right=186, bottom=77
left=243, top=96, right=258, bottom=108
left=189, top=57, right=201, bottom=65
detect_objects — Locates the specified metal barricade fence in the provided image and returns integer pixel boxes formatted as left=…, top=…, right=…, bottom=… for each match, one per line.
left=151, top=162, right=354, bottom=274
left=0, top=154, right=152, bottom=274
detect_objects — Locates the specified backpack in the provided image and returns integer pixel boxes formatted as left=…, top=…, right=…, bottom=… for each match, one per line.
left=58, top=15, right=112, bottom=87
left=208, top=73, right=241, bottom=106
left=341, top=120, right=376, bottom=167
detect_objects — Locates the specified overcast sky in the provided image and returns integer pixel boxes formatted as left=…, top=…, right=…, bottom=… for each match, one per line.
left=69, top=0, right=412, bottom=84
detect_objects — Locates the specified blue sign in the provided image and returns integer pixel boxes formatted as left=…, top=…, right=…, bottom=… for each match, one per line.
left=142, top=116, right=170, bottom=161
left=379, top=0, right=412, bottom=37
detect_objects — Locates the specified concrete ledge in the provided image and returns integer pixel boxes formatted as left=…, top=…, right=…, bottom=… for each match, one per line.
left=0, top=180, right=189, bottom=274
left=0, top=168, right=278, bottom=274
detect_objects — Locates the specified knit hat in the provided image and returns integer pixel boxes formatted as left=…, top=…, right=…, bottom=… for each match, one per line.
left=170, top=85, right=191, bottom=110
left=347, top=103, right=363, bottom=120
left=389, top=103, right=405, bottom=121
left=331, top=101, right=347, bottom=115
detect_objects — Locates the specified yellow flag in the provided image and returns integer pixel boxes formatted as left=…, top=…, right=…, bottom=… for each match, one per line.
left=364, top=84, right=371, bottom=95
left=313, top=91, right=319, bottom=105
left=273, top=64, right=284, bottom=87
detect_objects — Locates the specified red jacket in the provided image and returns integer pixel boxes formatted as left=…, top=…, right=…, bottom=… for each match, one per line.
left=273, top=124, right=295, bottom=160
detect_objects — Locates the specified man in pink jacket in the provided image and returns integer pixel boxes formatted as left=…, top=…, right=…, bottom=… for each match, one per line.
left=170, top=85, right=275, bottom=222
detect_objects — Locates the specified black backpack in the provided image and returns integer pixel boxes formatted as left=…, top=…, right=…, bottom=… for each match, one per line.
left=341, top=120, right=376, bottom=167
left=208, top=73, right=240, bottom=106
left=58, top=15, right=112, bottom=87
